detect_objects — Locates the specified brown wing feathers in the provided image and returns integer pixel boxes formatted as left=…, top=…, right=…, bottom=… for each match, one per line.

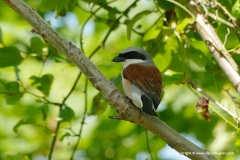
left=122, top=64, right=162, bottom=104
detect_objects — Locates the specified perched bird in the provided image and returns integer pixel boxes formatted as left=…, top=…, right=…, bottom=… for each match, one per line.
left=112, top=46, right=162, bottom=116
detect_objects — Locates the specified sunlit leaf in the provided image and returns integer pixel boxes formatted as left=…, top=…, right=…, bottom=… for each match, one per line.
left=126, top=10, right=151, bottom=40
left=232, top=0, right=240, bottom=18
left=209, top=103, right=237, bottom=129
left=143, top=18, right=163, bottom=41
left=236, top=128, right=240, bottom=153
left=0, top=47, right=22, bottom=67
left=189, top=40, right=208, bottom=54
left=176, top=18, right=193, bottom=32
left=59, top=132, right=71, bottom=141
left=162, top=73, right=184, bottom=85
left=13, top=118, right=35, bottom=133
left=154, top=50, right=172, bottom=71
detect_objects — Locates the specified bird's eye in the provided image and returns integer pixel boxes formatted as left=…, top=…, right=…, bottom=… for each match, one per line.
left=119, top=51, right=146, bottom=60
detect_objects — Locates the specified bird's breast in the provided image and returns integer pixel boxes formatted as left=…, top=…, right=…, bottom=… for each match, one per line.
left=122, top=77, right=142, bottom=109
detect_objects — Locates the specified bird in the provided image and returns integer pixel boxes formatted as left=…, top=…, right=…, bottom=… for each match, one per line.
left=112, top=46, right=162, bottom=116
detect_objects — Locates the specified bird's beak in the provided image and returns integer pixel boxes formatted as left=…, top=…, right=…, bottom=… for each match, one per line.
left=112, top=56, right=125, bottom=62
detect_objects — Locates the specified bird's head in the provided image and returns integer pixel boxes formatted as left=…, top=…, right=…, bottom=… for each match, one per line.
left=112, top=46, right=155, bottom=68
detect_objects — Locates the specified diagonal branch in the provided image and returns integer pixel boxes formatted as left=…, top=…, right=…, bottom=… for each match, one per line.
left=3, top=0, right=216, bottom=159
left=167, top=0, right=240, bottom=93
left=187, top=0, right=240, bottom=93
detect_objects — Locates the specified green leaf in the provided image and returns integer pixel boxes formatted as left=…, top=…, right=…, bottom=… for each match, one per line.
left=30, top=37, right=46, bottom=56
left=13, top=118, right=35, bottom=133
left=59, top=132, right=71, bottom=141
left=187, top=47, right=207, bottom=67
left=168, top=58, right=183, bottom=72
left=6, top=93, right=23, bottom=105
left=209, top=101, right=237, bottom=129
left=40, top=0, right=57, bottom=12
left=174, top=0, right=189, bottom=20
left=0, top=47, right=22, bottom=67
left=126, top=10, right=151, bottom=40
left=162, top=73, right=184, bottom=85
left=236, top=128, right=240, bottom=153
left=6, top=81, right=23, bottom=104
left=7, top=81, right=20, bottom=94
left=40, top=74, right=53, bottom=95
left=4, top=155, right=27, bottom=160
left=59, top=105, right=75, bottom=122
left=91, top=93, right=108, bottom=115
left=56, top=0, right=68, bottom=16
left=157, top=0, right=175, bottom=11
left=154, top=50, right=172, bottom=71
left=143, top=18, right=163, bottom=41
left=30, top=74, right=54, bottom=96
left=232, top=0, right=240, bottom=18
left=176, top=18, right=193, bottom=32
left=83, top=0, right=107, bottom=4
left=41, top=107, right=47, bottom=121
left=0, top=27, right=4, bottom=45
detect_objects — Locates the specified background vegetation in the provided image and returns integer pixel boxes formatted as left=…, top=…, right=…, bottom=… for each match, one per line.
left=0, top=0, right=240, bottom=159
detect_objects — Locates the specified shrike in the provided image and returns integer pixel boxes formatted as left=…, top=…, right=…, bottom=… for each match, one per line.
left=112, top=46, right=162, bottom=116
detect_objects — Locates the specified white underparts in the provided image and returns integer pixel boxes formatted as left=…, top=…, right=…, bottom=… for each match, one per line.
left=122, top=59, right=144, bottom=68
left=122, top=77, right=143, bottom=109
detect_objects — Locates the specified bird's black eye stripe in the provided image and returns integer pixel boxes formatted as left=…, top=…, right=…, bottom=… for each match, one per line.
left=119, top=51, right=146, bottom=60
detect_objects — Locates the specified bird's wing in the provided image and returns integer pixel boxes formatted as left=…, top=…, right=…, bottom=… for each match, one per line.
left=123, top=64, right=162, bottom=108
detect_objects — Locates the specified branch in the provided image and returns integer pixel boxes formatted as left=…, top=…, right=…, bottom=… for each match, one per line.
left=188, top=81, right=239, bottom=127
left=70, top=77, right=88, bottom=160
left=3, top=0, right=216, bottom=159
left=187, top=0, right=240, bottom=93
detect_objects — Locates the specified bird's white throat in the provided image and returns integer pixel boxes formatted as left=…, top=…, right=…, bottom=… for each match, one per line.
left=122, top=59, right=144, bottom=68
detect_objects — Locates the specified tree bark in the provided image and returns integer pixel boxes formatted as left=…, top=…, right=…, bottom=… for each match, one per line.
left=187, top=0, right=240, bottom=93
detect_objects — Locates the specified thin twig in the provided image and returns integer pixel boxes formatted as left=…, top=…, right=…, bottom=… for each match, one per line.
left=62, top=71, right=82, bottom=104
left=208, top=13, right=234, bottom=28
left=70, top=78, right=88, bottom=160
left=186, top=1, right=240, bottom=93
left=145, top=129, right=153, bottom=160
left=48, top=110, right=62, bottom=160
left=188, top=81, right=240, bottom=125
left=69, top=1, right=138, bottom=157
left=78, top=0, right=118, bottom=52
left=48, top=72, right=82, bottom=159
left=80, top=0, right=137, bottom=57
left=213, top=1, right=240, bottom=41
left=223, top=28, right=230, bottom=46
left=79, top=7, right=101, bottom=52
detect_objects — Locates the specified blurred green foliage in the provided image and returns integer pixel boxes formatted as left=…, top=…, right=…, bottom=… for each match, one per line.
left=0, top=0, right=240, bottom=160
